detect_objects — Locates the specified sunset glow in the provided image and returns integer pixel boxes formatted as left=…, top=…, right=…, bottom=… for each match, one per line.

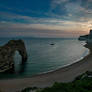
left=0, top=0, right=92, bottom=38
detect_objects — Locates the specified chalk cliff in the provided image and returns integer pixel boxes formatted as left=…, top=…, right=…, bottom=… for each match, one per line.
left=0, top=40, right=27, bottom=73
left=78, top=29, right=92, bottom=41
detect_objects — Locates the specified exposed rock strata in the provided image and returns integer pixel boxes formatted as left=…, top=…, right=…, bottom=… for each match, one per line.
left=0, top=40, right=27, bottom=73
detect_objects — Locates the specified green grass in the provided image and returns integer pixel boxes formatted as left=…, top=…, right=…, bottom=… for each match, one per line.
left=36, top=77, right=92, bottom=92
left=21, top=87, right=38, bottom=92
left=21, top=71, right=92, bottom=92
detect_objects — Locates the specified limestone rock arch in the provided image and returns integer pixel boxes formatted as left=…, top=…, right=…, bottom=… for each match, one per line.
left=0, top=40, right=27, bottom=73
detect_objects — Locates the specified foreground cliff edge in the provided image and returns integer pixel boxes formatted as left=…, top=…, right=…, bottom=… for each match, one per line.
left=0, top=40, right=27, bottom=73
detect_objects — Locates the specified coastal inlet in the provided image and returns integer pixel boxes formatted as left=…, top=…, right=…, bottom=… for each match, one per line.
left=0, top=38, right=89, bottom=79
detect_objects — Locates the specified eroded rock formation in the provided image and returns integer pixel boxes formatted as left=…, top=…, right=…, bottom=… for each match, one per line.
left=0, top=40, right=27, bottom=73
left=78, top=29, right=92, bottom=41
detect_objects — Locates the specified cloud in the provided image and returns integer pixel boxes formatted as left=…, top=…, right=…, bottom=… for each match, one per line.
left=0, top=0, right=92, bottom=37
left=0, top=10, right=91, bottom=38
left=51, top=0, right=69, bottom=10
left=49, top=0, right=92, bottom=23
left=0, top=17, right=90, bottom=38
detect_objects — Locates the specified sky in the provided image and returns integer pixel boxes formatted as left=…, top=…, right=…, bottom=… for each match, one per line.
left=0, top=0, right=92, bottom=38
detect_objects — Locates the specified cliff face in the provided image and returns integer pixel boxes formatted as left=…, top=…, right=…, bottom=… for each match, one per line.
left=78, top=35, right=88, bottom=41
left=0, top=40, right=27, bottom=73
left=79, top=29, right=92, bottom=41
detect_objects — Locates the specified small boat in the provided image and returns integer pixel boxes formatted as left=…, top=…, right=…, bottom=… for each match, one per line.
left=50, top=43, right=54, bottom=45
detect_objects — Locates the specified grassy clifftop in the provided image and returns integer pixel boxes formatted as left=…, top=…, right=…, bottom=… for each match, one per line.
left=21, top=71, right=92, bottom=92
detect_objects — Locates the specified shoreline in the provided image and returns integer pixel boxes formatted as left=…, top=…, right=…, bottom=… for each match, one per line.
left=30, top=46, right=90, bottom=78
left=0, top=43, right=92, bottom=92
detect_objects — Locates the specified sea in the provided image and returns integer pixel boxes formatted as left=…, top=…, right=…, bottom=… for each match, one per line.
left=0, top=38, right=89, bottom=79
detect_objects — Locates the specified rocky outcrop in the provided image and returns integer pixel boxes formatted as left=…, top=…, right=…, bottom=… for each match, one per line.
left=0, top=40, right=27, bottom=73
left=78, top=35, right=88, bottom=41
left=78, top=29, right=92, bottom=41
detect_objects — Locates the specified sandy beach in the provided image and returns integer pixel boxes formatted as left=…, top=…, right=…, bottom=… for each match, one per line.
left=0, top=43, right=92, bottom=92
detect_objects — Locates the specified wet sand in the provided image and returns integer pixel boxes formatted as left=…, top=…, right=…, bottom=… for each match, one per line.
left=0, top=43, right=92, bottom=92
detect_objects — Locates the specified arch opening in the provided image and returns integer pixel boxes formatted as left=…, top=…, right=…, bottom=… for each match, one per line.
left=14, top=51, right=22, bottom=73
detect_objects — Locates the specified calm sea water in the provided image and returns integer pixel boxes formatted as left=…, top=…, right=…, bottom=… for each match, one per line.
left=0, top=38, right=89, bottom=79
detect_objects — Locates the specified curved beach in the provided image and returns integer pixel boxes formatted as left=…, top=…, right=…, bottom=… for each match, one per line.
left=0, top=43, right=92, bottom=92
